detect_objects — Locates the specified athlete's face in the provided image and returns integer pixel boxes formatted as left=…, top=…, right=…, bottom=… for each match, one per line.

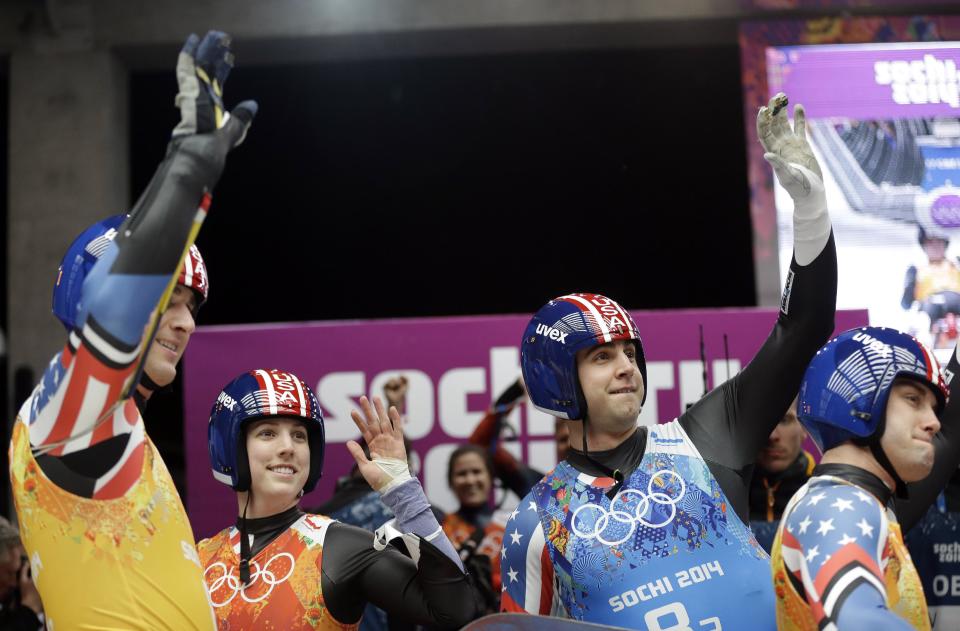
left=450, top=452, right=492, bottom=509
left=143, top=284, right=197, bottom=388
left=881, top=379, right=941, bottom=483
left=246, top=417, right=310, bottom=511
left=757, top=399, right=805, bottom=474
left=576, top=340, right=644, bottom=428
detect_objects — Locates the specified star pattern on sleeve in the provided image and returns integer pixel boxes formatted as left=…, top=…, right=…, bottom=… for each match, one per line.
left=780, top=480, right=888, bottom=627
left=831, top=498, right=853, bottom=512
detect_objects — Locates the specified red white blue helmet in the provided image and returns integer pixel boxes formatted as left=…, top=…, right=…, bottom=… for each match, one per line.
left=521, top=293, right=646, bottom=420
left=53, top=215, right=210, bottom=331
left=798, top=326, right=948, bottom=452
left=208, top=369, right=325, bottom=493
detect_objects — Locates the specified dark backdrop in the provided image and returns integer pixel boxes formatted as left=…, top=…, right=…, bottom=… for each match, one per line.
left=130, top=45, right=755, bottom=500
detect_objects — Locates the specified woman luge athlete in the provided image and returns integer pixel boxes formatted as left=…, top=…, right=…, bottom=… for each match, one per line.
left=199, top=369, right=475, bottom=630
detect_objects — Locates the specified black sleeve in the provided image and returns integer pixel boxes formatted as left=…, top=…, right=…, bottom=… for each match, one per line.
left=680, top=233, right=837, bottom=522
left=897, top=347, right=960, bottom=532
left=320, top=522, right=475, bottom=630
left=901, top=265, right=917, bottom=310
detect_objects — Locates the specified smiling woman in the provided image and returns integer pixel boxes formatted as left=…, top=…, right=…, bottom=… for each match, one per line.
left=198, top=368, right=476, bottom=630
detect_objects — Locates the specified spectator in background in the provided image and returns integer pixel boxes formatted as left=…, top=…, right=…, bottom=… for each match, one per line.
left=442, top=445, right=506, bottom=616
left=748, top=398, right=815, bottom=551
left=0, top=516, right=43, bottom=630
left=903, top=227, right=960, bottom=350
left=466, top=378, right=559, bottom=500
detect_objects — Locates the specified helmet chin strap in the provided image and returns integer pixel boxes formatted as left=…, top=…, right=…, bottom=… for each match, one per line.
left=239, top=492, right=252, bottom=584
left=580, top=413, right=625, bottom=500
left=868, top=439, right=909, bottom=500
left=855, top=428, right=909, bottom=500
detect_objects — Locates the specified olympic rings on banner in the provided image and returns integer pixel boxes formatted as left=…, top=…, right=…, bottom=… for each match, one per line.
left=204, top=552, right=296, bottom=607
left=571, top=470, right=686, bottom=546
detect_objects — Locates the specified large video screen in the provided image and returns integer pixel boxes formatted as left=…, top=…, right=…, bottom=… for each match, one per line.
left=741, top=17, right=960, bottom=363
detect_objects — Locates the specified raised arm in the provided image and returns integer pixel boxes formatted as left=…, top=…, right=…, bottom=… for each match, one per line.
left=681, top=95, right=837, bottom=490
left=319, top=396, right=474, bottom=628
left=23, top=32, right=255, bottom=487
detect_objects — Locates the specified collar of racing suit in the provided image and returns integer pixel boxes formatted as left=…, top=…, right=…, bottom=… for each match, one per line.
left=565, top=426, right=648, bottom=480
left=235, top=505, right=305, bottom=559
left=811, top=463, right=894, bottom=509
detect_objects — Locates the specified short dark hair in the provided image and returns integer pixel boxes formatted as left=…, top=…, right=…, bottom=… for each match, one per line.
left=447, top=444, right=494, bottom=487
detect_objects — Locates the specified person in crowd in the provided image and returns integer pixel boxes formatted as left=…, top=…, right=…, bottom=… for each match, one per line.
left=500, top=94, right=837, bottom=629
left=8, top=29, right=254, bottom=629
left=467, top=379, right=547, bottom=499
left=902, top=227, right=960, bottom=313
left=749, top=399, right=815, bottom=551
left=0, top=516, right=43, bottom=630
left=199, top=369, right=475, bottom=629
left=441, top=444, right=508, bottom=615
left=903, top=227, right=960, bottom=350
left=771, top=327, right=960, bottom=629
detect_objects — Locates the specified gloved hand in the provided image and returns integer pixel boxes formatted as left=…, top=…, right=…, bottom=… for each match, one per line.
left=173, top=30, right=257, bottom=147
left=757, top=93, right=824, bottom=217
left=758, top=93, right=829, bottom=266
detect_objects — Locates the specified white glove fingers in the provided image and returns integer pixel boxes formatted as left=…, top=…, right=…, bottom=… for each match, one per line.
left=793, top=104, right=807, bottom=140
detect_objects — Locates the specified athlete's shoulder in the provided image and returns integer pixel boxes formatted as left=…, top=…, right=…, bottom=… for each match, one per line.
left=292, top=512, right=336, bottom=547
left=782, top=477, right=885, bottom=552
left=196, top=526, right=233, bottom=563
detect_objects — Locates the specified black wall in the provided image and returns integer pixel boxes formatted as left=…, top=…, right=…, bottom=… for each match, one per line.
left=130, top=45, right=754, bottom=499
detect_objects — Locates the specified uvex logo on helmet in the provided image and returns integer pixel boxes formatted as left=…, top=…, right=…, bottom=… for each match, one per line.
left=535, top=323, right=568, bottom=344
left=521, top=293, right=646, bottom=421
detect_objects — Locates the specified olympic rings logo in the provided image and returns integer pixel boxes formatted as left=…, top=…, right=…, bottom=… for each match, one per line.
left=204, top=552, right=296, bottom=607
left=571, top=470, right=686, bottom=546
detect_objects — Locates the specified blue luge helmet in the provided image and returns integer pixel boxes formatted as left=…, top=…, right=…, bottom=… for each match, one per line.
left=521, top=293, right=646, bottom=420
left=798, top=326, right=948, bottom=453
left=52, top=215, right=126, bottom=331
left=208, top=369, right=325, bottom=493
left=52, top=214, right=210, bottom=332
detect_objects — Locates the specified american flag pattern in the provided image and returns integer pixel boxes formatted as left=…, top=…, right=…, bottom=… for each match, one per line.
left=21, top=314, right=145, bottom=498
left=771, top=475, right=929, bottom=630
left=179, top=244, right=209, bottom=302
left=499, top=420, right=775, bottom=628
left=555, top=293, right=639, bottom=343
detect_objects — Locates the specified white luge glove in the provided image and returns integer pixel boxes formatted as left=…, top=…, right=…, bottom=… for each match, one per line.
left=757, top=93, right=830, bottom=266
